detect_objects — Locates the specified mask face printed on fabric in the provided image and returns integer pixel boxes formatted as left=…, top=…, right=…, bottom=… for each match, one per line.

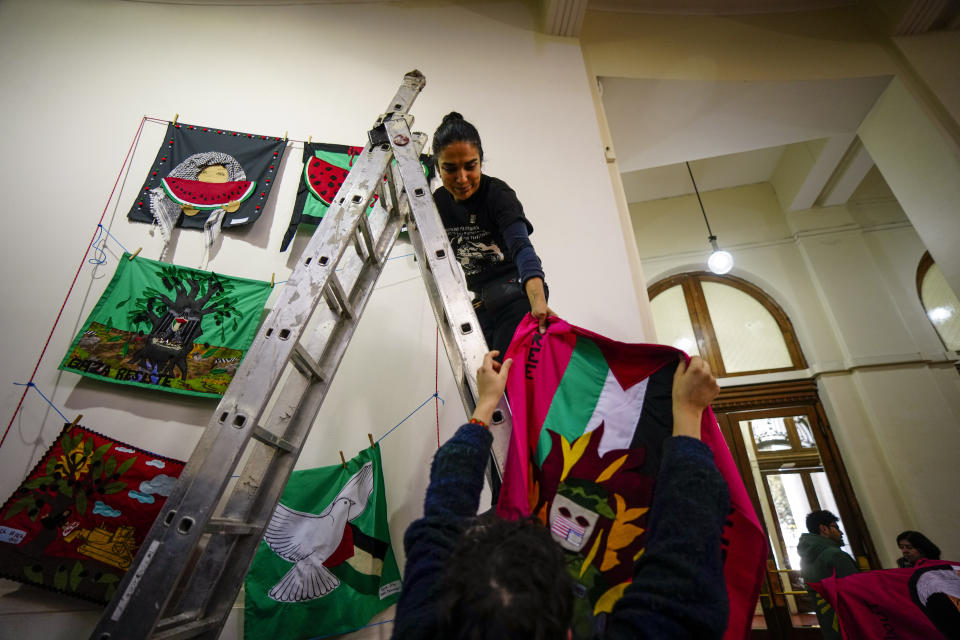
left=549, top=494, right=598, bottom=552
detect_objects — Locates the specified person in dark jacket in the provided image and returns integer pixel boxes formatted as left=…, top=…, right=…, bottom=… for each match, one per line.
left=390, top=351, right=730, bottom=640
left=798, top=510, right=859, bottom=639
left=431, top=112, right=554, bottom=358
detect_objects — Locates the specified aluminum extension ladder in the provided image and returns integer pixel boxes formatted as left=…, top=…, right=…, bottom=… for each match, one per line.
left=90, top=70, right=513, bottom=640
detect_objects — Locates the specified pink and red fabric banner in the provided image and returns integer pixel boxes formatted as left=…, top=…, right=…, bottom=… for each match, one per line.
left=495, top=315, right=766, bottom=639
left=810, top=560, right=960, bottom=639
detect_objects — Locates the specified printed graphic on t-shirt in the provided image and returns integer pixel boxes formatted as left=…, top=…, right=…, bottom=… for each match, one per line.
left=446, top=225, right=504, bottom=277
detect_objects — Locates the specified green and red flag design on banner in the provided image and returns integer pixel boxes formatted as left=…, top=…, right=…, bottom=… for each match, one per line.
left=58, top=253, right=271, bottom=397
left=0, top=422, right=184, bottom=603
left=244, top=444, right=401, bottom=640
left=496, top=316, right=766, bottom=640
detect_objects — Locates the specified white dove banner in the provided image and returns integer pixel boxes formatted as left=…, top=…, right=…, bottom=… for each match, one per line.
left=244, top=445, right=401, bottom=639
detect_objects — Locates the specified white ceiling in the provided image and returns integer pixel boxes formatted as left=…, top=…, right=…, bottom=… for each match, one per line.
left=602, top=75, right=892, bottom=203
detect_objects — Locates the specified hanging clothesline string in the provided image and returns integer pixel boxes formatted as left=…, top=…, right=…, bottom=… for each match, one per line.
left=88, top=224, right=133, bottom=265
left=377, top=392, right=444, bottom=444
left=0, top=116, right=148, bottom=451
left=11, top=382, right=68, bottom=423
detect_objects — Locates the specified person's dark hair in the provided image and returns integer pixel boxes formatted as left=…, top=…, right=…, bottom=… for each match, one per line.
left=897, top=530, right=942, bottom=560
left=438, top=513, right=574, bottom=640
left=431, top=111, right=484, bottom=165
left=806, top=509, right=839, bottom=534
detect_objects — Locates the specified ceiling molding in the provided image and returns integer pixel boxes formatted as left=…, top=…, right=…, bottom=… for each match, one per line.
left=541, top=0, right=588, bottom=36
left=588, top=0, right=854, bottom=15
left=892, top=0, right=960, bottom=34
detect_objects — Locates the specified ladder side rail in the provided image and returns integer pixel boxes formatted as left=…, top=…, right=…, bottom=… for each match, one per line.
left=151, top=152, right=416, bottom=639
left=164, top=159, right=416, bottom=640
left=93, top=148, right=400, bottom=640
left=386, top=118, right=514, bottom=476
left=93, top=70, right=426, bottom=640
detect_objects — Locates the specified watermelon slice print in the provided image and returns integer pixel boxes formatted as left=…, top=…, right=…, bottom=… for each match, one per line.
left=161, top=177, right=256, bottom=211
left=304, top=146, right=378, bottom=208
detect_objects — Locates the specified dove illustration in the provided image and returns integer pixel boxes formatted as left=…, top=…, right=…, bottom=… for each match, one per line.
left=263, top=461, right=375, bottom=602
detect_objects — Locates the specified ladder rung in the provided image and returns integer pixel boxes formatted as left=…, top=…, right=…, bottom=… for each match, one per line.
left=326, top=273, right=353, bottom=318
left=153, top=615, right=220, bottom=640
left=291, top=342, right=326, bottom=381
left=251, top=425, right=295, bottom=452
left=206, top=518, right=262, bottom=536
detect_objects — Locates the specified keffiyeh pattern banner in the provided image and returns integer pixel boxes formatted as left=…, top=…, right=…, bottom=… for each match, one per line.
left=244, top=444, right=401, bottom=640
left=59, top=253, right=272, bottom=397
left=128, top=122, right=285, bottom=250
left=0, top=422, right=185, bottom=603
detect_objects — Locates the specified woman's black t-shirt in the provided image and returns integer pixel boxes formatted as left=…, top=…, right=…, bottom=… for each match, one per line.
left=433, top=174, right=534, bottom=293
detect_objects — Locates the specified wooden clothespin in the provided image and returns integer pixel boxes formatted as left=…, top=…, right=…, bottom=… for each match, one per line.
left=68, top=414, right=83, bottom=429
left=172, top=113, right=179, bottom=126
left=283, top=131, right=288, bottom=142
left=270, top=273, right=275, bottom=288
left=339, top=451, right=347, bottom=468
left=128, top=247, right=142, bottom=260
left=307, top=135, right=312, bottom=144
left=368, top=433, right=375, bottom=448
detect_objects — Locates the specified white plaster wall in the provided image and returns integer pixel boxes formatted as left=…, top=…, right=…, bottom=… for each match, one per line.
left=0, top=1, right=645, bottom=637
left=859, top=78, right=960, bottom=299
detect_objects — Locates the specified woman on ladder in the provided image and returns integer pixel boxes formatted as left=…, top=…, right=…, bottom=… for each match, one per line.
left=431, top=112, right=555, bottom=359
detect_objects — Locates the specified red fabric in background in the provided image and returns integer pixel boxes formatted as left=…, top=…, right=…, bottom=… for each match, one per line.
left=810, top=560, right=960, bottom=640
left=0, top=423, right=184, bottom=603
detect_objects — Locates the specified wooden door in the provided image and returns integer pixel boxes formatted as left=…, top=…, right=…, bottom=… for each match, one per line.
left=713, top=381, right=878, bottom=639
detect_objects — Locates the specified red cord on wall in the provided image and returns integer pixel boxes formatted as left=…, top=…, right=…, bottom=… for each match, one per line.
left=0, top=116, right=148, bottom=450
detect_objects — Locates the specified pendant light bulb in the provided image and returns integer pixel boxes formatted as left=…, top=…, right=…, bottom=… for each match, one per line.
left=707, top=236, right=733, bottom=275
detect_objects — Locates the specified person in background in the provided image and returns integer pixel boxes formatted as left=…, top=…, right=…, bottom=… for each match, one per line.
left=431, top=112, right=554, bottom=358
left=897, top=530, right=942, bottom=568
left=391, top=352, right=730, bottom=639
left=798, top=510, right=859, bottom=639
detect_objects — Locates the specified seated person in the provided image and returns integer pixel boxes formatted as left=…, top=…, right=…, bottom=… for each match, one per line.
left=391, top=351, right=730, bottom=639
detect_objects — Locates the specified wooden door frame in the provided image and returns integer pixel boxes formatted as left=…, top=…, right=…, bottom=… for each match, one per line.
left=713, top=379, right=880, bottom=570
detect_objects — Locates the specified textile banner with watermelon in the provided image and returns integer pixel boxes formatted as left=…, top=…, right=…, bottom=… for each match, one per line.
left=128, top=122, right=285, bottom=250
left=58, top=253, right=272, bottom=397
left=496, top=316, right=766, bottom=640
left=280, top=141, right=433, bottom=251
left=810, top=561, right=960, bottom=640
left=0, top=422, right=184, bottom=603
left=244, top=444, right=401, bottom=639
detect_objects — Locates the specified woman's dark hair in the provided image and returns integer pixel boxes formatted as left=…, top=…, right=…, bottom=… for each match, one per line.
left=897, top=530, right=942, bottom=560
left=431, top=111, right=484, bottom=163
left=438, top=513, right=574, bottom=640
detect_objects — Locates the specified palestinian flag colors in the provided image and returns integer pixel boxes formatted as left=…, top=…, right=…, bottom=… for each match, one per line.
left=810, top=561, right=960, bottom=640
left=58, top=254, right=272, bottom=397
left=244, top=444, right=401, bottom=640
left=0, top=422, right=184, bottom=603
left=496, top=316, right=766, bottom=640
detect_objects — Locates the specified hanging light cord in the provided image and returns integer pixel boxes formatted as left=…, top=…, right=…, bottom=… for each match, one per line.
left=685, top=161, right=716, bottom=241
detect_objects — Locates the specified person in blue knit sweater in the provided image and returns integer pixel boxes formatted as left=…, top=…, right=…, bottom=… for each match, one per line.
left=391, top=351, right=730, bottom=639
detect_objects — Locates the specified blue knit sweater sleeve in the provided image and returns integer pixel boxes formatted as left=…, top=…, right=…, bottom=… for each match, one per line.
left=390, top=423, right=492, bottom=640
left=605, top=436, right=731, bottom=640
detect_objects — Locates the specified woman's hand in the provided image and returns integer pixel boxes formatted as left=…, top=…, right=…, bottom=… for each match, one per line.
left=671, top=356, right=720, bottom=440
left=524, top=277, right=555, bottom=334
left=472, top=351, right=512, bottom=425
